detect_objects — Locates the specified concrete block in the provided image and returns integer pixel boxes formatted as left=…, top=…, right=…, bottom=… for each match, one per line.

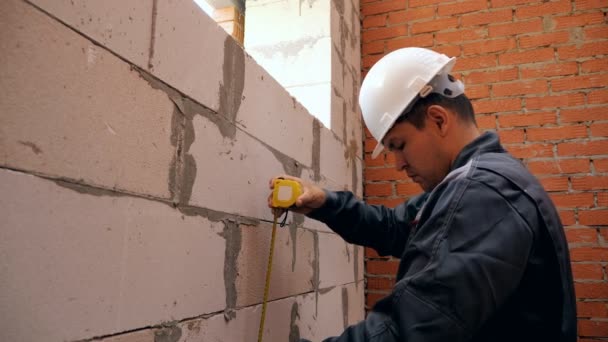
left=177, top=296, right=295, bottom=342
left=297, top=282, right=365, bottom=340
left=188, top=114, right=289, bottom=221
left=0, top=0, right=175, bottom=199
left=320, top=126, right=352, bottom=190
left=288, top=83, right=332, bottom=128
left=236, top=56, right=315, bottom=168
left=0, top=169, right=226, bottom=341
left=236, top=223, right=315, bottom=307
left=151, top=0, right=226, bottom=112
left=318, top=232, right=357, bottom=288
left=28, top=0, right=152, bottom=68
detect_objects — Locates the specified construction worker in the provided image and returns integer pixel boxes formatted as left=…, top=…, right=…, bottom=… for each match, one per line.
left=269, top=47, right=576, bottom=342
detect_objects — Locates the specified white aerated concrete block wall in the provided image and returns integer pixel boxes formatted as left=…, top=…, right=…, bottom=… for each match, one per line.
left=0, top=0, right=364, bottom=341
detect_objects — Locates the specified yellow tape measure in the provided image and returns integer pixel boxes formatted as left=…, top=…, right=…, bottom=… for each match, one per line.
left=258, top=179, right=302, bottom=342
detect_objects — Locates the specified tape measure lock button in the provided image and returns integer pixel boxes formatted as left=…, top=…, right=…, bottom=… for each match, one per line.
left=272, top=179, right=302, bottom=208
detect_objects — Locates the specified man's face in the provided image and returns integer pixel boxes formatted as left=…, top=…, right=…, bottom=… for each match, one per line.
left=382, top=117, right=450, bottom=192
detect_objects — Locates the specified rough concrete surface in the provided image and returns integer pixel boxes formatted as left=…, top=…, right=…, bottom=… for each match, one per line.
left=0, top=169, right=226, bottom=341
left=0, top=0, right=175, bottom=199
left=28, top=0, right=153, bottom=69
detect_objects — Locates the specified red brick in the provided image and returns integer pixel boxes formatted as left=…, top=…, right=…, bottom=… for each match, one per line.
left=387, top=7, right=435, bottom=24
left=560, top=210, right=577, bottom=225
left=561, top=107, right=608, bottom=123
left=577, top=301, right=608, bottom=317
left=386, top=34, right=434, bottom=52
left=558, top=140, right=608, bottom=157
left=466, top=84, right=490, bottom=99
left=365, top=247, right=388, bottom=259
left=572, top=264, right=605, bottom=280
left=526, top=93, right=586, bottom=110
left=363, top=14, right=387, bottom=28
left=588, top=89, right=608, bottom=105
left=366, top=197, right=406, bottom=208
left=595, top=159, right=608, bottom=173
left=366, top=260, right=399, bottom=275
left=363, top=54, right=383, bottom=68
left=366, top=276, right=396, bottom=290
left=508, top=143, right=555, bottom=159
left=461, top=9, right=513, bottom=27
left=553, top=12, right=605, bottom=30
left=539, top=176, right=570, bottom=192
left=573, top=176, right=608, bottom=191
left=473, top=98, right=521, bottom=114
left=576, top=0, right=608, bottom=10
left=454, top=55, right=498, bottom=71
left=515, top=0, right=572, bottom=19
left=438, top=0, right=487, bottom=16
left=498, top=48, right=555, bottom=65
left=591, top=123, right=608, bottom=138
left=498, top=112, right=557, bottom=128
left=552, top=74, right=608, bottom=92
left=570, top=247, right=608, bottom=261
left=527, top=159, right=590, bottom=175
left=491, top=0, right=537, bottom=8
left=466, top=67, right=518, bottom=84
left=520, top=62, right=578, bottom=78
left=476, top=114, right=498, bottom=129
left=493, top=79, right=548, bottom=97
left=396, top=181, right=423, bottom=196
left=433, top=45, right=462, bottom=58
left=488, top=19, right=543, bottom=37
left=365, top=183, right=393, bottom=197
left=567, top=227, right=599, bottom=243
left=362, top=0, right=407, bottom=15
left=598, top=192, right=608, bottom=206
left=362, top=25, right=407, bottom=42
left=363, top=41, right=385, bottom=55
left=578, top=320, right=608, bottom=337
left=498, top=129, right=525, bottom=144
left=519, top=31, right=571, bottom=49
left=582, top=57, right=608, bottom=74
left=462, top=38, right=516, bottom=56
left=526, top=125, right=588, bottom=142
left=585, top=26, right=608, bottom=40
left=552, top=193, right=595, bottom=208
left=411, top=17, right=459, bottom=34
left=365, top=167, right=406, bottom=181
left=436, top=28, right=487, bottom=44
left=409, top=0, right=444, bottom=7
left=558, top=42, right=608, bottom=60
left=365, top=137, right=377, bottom=153
left=579, top=209, right=608, bottom=226
left=366, top=292, right=388, bottom=308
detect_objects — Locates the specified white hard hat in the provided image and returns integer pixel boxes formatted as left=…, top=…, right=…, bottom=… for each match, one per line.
left=359, top=47, right=465, bottom=159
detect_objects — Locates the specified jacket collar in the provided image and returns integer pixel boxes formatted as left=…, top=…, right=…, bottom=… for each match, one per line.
left=450, top=131, right=505, bottom=171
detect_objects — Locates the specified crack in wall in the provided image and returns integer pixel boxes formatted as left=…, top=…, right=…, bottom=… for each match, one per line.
left=312, top=119, right=321, bottom=181
left=311, top=231, right=320, bottom=316
left=341, top=287, right=349, bottom=330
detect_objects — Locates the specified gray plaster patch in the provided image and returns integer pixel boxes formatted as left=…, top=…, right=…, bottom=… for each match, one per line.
left=178, top=205, right=260, bottom=226
left=266, top=142, right=303, bottom=177
left=341, top=287, right=349, bottom=329
left=219, top=220, right=241, bottom=320
left=249, top=35, right=325, bottom=59
left=51, top=178, right=126, bottom=198
left=289, top=302, right=301, bottom=342
left=218, top=36, right=245, bottom=126
left=154, top=325, right=182, bottom=342
left=333, top=0, right=344, bottom=15
left=318, top=286, right=335, bottom=295
left=312, top=119, right=321, bottom=182
left=289, top=213, right=305, bottom=271
left=18, top=141, right=42, bottom=155
left=344, top=138, right=360, bottom=196
left=311, top=231, right=320, bottom=315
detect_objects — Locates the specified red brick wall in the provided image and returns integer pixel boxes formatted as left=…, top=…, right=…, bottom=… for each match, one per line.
left=360, top=0, right=608, bottom=339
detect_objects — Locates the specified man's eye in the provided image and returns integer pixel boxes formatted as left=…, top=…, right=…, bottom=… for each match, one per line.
left=389, top=143, right=404, bottom=152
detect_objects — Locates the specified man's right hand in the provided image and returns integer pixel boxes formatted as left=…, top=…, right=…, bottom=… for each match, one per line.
left=267, top=175, right=327, bottom=215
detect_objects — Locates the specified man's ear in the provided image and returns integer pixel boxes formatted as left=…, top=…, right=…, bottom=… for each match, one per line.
left=426, top=105, right=450, bottom=136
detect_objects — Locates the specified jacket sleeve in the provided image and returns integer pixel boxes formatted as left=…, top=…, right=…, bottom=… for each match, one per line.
left=307, top=190, right=428, bottom=258
left=312, top=179, right=534, bottom=342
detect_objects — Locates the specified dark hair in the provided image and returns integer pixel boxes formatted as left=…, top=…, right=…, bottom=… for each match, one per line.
left=395, top=93, right=477, bottom=129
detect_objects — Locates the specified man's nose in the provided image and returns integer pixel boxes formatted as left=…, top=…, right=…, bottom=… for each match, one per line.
left=394, top=153, right=408, bottom=171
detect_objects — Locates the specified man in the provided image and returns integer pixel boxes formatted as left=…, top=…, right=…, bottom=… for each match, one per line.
left=269, top=47, right=576, bottom=341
